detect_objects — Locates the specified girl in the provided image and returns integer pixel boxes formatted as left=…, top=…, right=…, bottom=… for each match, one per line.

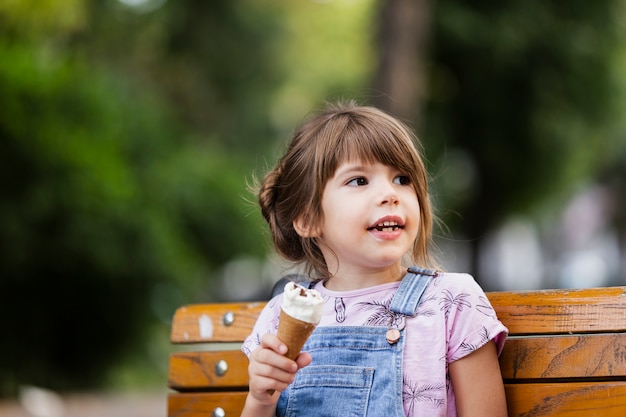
left=241, top=101, right=508, bottom=417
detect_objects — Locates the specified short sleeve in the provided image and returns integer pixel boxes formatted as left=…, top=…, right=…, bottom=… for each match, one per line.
left=441, top=274, right=508, bottom=362
left=241, top=294, right=283, bottom=357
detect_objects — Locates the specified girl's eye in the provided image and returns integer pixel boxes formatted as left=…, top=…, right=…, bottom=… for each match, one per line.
left=347, top=177, right=368, bottom=186
left=394, top=175, right=411, bottom=185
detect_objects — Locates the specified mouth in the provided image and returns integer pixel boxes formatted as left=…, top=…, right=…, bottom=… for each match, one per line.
left=367, top=220, right=404, bottom=232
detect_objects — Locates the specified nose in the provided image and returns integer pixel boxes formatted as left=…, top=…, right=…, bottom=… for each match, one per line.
left=379, top=182, right=399, bottom=206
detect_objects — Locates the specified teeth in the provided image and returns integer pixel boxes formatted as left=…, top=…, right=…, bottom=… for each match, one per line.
left=378, top=221, right=398, bottom=227
left=371, top=220, right=401, bottom=231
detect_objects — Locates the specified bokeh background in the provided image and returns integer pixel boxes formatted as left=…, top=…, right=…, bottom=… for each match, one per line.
left=1, top=0, right=625, bottom=414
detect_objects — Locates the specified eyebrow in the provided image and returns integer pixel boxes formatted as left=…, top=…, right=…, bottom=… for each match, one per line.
left=333, top=163, right=370, bottom=178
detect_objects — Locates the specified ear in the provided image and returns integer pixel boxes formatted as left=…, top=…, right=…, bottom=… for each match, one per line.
left=293, top=214, right=320, bottom=238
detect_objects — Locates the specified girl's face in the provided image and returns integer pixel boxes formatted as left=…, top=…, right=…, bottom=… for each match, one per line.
left=309, top=160, right=421, bottom=280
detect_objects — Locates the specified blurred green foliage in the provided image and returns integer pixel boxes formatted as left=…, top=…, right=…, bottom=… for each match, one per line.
left=424, top=0, right=626, bottom=247
left=0, top=40, right=265, bottom=392
left=0, top=0, right=375, bottom=395
left=0, top=0, right=625, bottom=397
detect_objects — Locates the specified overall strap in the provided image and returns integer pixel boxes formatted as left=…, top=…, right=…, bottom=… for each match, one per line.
left=389, top=266, right=438, bottom=316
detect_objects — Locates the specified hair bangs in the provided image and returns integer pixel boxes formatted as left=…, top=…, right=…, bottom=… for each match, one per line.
left=322, top=113, right=421, bottom=184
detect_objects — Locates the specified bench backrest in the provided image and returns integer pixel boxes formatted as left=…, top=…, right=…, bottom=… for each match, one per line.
left=168, top=286, right=626, bottom=417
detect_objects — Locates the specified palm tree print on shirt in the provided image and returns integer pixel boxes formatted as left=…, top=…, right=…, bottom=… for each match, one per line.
left=452, top=326, right=492, bottom=361
left=439, top=289, right=472, bottom=321
left=357, top=298, right=405, bottom=328
left=476, top=296, right=497, bottom=318
left=403, top=377, right=446, bottom=415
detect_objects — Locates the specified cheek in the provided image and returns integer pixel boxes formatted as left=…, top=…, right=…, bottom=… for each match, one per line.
left=403, top=190, right=421, bottom=210
left=412, top=190, right=422, bottom=210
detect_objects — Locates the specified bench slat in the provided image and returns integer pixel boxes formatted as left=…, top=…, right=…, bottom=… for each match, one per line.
left=170, top=287, right=626, bottom=344
left=168, top=382, right=626, bottom=417
left=171, top=302, right=265, bottom=343
left=168, top=286, right=626, bottom=417
left=489, top=286, right=626, bottom=335
left=505, top=381, right=626, bottom=417
left=500, top=333, right=626, bottom=381
left=167, top=392, right=247, bottom=417
left=168, top=351, right=248, bottom=391
left=168, top=333, right=626, bottom=391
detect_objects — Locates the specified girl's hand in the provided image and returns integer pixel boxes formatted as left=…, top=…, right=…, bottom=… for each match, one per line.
left=247, top=333, right=312, bottom=405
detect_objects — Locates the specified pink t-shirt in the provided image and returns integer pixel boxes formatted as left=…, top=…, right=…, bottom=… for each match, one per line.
left=242, top=272, right=508, bottom=417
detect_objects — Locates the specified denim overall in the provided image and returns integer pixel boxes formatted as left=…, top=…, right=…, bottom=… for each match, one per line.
left=276, top=267, right=435, bottom=417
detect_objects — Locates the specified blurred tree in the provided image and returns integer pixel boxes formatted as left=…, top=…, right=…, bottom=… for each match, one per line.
left=0, top=40, right=266, bottom=394
left=373, top=0, right=431, bottom=122
left=0, top=0, right=375, bottom=394
left=0, top=0, right=280, bottom=392
left=3, top=0, right=621, bottom=396
left=79, top=0, right=284, bottom=152
left=79, top=0, right=374, bottom=151
left=375, top=0, right=626, bottom=277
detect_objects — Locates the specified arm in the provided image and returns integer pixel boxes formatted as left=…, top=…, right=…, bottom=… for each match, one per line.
left=241, top=333, right=312, bottom=417
left=449, top=340, right=508, bottom=417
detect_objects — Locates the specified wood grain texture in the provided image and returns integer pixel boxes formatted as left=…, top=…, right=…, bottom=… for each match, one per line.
left=168, top=392, right=246, bottom=417
left=489, top=286, right=626, bottom=335
left=167, top=382, right=626, bottom=417
left=167, top=285, right=626, bottom=417
left=170, top=302, right=265, bottom=343
left=168, top=351, right=249, bottom=390
left=500, top=333, right=626, bottom=381
left=170, top=287, right=626, bottom=342
left=505, top=381, right=626, bottom=417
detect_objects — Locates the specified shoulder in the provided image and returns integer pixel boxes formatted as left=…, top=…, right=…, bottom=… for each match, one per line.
left=419, top=272, right=500, bottom=322
left=241, top=292, right=283, bottom=356
left=428, top=272, right=486, bottom=297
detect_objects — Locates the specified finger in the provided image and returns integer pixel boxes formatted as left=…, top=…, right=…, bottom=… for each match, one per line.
left=249, top=361, right=295, bottom=398
left=260, top=333, right=288, bottom=355
left=263, top=353, right=311, bottom=396
left=251, top=375, right=292, bottom=395
left=250, top=357, right=296, bottom=382
left=249, top=348, right=298, bottom=390
left=251, top=346, right=298, bottom=374
left=295, top=352, right=312, bottom=369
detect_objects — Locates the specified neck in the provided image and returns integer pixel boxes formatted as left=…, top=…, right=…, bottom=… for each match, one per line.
left=324, top=264, right=406, bottom=291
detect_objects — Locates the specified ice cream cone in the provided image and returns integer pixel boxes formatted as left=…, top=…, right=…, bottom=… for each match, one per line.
left=267, top=283, right=323, bottom=395
left=277, top=308, right=317, bottom=360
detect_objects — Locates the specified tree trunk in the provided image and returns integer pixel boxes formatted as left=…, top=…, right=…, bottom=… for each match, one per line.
left=373, top=0, right=431, bottom=125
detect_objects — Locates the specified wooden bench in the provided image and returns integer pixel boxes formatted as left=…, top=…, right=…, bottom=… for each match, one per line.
left=167, top=286, right=626, bottom=417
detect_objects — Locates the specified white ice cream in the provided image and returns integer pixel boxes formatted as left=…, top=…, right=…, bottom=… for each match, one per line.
left=281, top=282, right=324, bottom=324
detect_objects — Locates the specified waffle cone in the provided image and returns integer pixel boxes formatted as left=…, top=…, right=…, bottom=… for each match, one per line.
left=277, top=308, right=317, bottom=360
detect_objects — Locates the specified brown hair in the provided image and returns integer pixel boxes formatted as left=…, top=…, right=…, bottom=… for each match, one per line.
left=258, top=100, right=435, bottom=280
